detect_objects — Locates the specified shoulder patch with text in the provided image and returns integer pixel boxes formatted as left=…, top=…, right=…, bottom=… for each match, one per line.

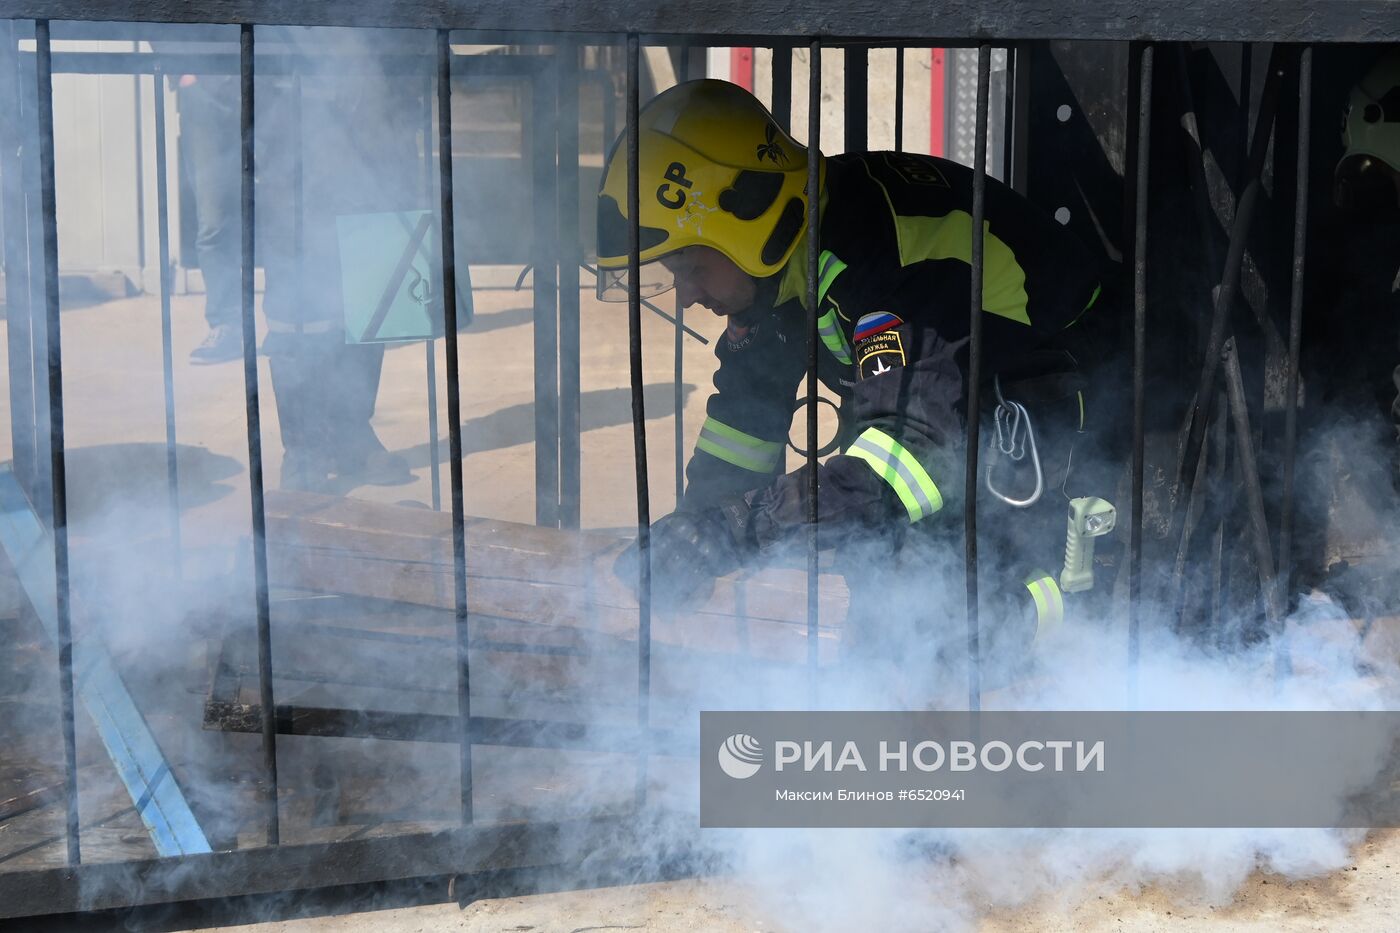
left=855, top=312, right=906, bottom=379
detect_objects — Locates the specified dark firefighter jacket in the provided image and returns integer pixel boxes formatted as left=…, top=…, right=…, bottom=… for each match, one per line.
left=681, top=151, right=1101, bottom=549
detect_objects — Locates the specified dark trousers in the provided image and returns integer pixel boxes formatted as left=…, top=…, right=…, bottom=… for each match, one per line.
left=177, top=78, right=241, bottom=330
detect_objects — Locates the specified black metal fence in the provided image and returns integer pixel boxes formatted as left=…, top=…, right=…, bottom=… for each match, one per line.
left=0, top=0, right=1397, bottom=919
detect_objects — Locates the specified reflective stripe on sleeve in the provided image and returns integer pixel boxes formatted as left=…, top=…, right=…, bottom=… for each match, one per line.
left=846, top=427, right=944, bottom=521
left=817, top=308, right=853, bottom=365
left=815, top=250, right=854, bottom=365
left=1023, top=569, right=1065, bottom=638
left=695, top=417, right=785, bottom=474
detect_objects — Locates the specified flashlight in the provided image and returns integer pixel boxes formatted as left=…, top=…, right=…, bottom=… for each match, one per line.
left=1060, top=497, right=1117, bottom=594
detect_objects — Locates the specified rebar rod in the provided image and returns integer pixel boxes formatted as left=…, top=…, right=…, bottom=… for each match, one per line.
left=238, top=24, right=279, bottom=846
left=963, top=44, right=991, bottom=713
left=805, top=39, right=822, bottom=696
left=1221, top=338, right=1285, bottom=627
left=625, top=34, right=652, bottom=803
left=1129, top=44, right=1153, bottom=674
left=152, top=65, right=182, bottom=571
left=34, top=19, right=81, bottom=866
left=1166, top=47, right=1283, bottom=598
left=1277, top=46, right=1311, bottom=613
left=436, top=29, right=473, bottom=825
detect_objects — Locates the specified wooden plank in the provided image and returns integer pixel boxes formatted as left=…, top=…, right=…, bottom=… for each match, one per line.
left=264, top=491, right=847, bottom=665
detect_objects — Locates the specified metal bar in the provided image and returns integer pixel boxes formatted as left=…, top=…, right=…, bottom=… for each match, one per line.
left=19, top=61, right=52, bottom=523
left=419, top=75, right=441, bottom=512
left=531, top=62, right=561, bottom=529
left=559, top=41, right=583, bottom=529
left=625, top=33, right=653, bottom=805
left=23, top=50, right=558, bottom=79
left=436, top=28, right=474, bottom=826
left=1221, top=338, right=1284, bottom=626
left=10, top=1, right=1400, bottom=44
left=0, top=814, right=706, bottom=921
left=963, top=44, right=990, bottom=713
left=204, top=702, right=693, bottom=756
left=33, top=19, right=81, bottom=866
left=844, top=46, right=867, bottom=152
left=0, top=20, right=39, bottom=498
left=152, top=66, right=183, bottom=571
left=237, top=23, right=279, bottom=847
left=771, top=46, right=792, bottom=131
left=1129, top=44, right=1153, bottom=674
left=1277, top=46, right=1311, bottom=611
left=894, top=47, right=904, bottom=151
left=805, top=39, right=821, bottom=694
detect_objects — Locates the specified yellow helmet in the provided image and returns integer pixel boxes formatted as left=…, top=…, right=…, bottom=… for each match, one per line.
left=1335, top=51, right=1400, bottom=214
left=595, top=79, right=822, bottom=301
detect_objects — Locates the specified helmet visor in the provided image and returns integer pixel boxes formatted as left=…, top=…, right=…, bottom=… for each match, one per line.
left=594, top=259, right=676, bottom=303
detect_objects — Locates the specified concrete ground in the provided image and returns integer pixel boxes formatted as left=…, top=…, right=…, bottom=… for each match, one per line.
left=3, top=283, right=1400, bottom=930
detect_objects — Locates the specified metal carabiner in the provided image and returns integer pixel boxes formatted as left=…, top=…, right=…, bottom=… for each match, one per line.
left=986, top=376, right=1044, bottom=508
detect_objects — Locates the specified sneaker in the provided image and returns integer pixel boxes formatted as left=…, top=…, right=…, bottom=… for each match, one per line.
left=190, top=324, right=243, bottom=365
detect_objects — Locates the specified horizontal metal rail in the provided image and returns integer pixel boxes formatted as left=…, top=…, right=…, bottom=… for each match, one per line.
left=0, top=813, right=707, bottom=918
left=5, top=1, right=1399, bottom=42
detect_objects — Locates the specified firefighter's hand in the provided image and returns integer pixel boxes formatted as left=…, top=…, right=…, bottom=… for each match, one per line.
left=613, top=501, right=753, bottom=607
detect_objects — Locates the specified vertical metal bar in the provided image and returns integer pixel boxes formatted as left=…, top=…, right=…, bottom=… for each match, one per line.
left=963, top=45, right=990, bottom=713
left=894, top=47, right=904, bottom=152
left=0, top=20, right=39, bottom=498
left=805, top=39, right=821, bottom=693
left=153, top=66, right=182, bottom=569
left=19, top=55, right=52, bottom=525
left=132, top=45, right=146, bottom=285
left=238, top=24, right=278, bottom=846
left=625, top=34, right=652, bottom=803
left=1129, top=44, right=1153, bottom=675
left=771, top=46, right=792, bottom=132
left=423, top=75, right=442, bottom=512
left=34, top=19, right=81, bottom=867
left=558, top=41, right=582, bottom=529
left=844, top=46, right=867, bottom=153
left=437, top=29, right=473, bottom=825
left=531, top=65, right=560, bottom=529
left=673, top=47, right=689, bottom=505
left=1277, top=46, right=1311, bottom=614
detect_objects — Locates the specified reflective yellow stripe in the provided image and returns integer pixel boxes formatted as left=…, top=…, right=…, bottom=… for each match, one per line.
left=1024, top=569, right=1065, bottom=638
left=815, top=251, right=854, bottom=365
left=891, top=211, right=1031, bottom=326
left=845, top=427, right=944, bottom=522
left=817, top=250, right=847, bottom=303
left=695, top=417, right=784, bottom=473
left=817, top=308, right=853, bottom=364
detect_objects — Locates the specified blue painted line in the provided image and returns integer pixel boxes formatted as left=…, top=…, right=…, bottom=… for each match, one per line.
left=0, top=466, right=211, bottom=856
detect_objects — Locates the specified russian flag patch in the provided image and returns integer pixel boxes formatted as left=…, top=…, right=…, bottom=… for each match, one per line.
left=854, top=312, right=903, bottom=342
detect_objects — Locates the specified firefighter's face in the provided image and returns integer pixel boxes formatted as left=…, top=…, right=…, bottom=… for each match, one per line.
left=661, top=246, right=757, bottom=317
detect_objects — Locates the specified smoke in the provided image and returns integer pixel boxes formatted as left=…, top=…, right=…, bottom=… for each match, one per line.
left=2, top=21, right=1397, bottom=933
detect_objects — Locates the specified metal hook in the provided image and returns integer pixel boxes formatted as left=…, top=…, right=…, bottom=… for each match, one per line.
left=986, top=376, right=1044, bottom=507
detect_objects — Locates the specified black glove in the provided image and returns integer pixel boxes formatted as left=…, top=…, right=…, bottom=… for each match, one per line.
left=614, top=496, right=756, bottom=606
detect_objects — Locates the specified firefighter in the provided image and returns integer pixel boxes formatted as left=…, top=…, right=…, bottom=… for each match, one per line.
left=1331, top=50, right=1400, bottom=459
left=597, top=80, right=1099, bottom=656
